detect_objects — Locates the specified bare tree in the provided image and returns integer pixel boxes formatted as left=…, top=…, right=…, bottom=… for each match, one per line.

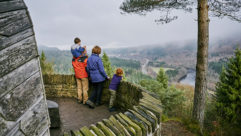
left=120, top=0, right=241, bottom=129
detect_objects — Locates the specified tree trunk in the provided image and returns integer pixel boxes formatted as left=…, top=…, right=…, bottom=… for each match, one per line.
left=193, top=0, right=209, bottom=130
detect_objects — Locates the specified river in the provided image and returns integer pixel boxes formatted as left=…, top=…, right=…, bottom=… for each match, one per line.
left=179, top=70, right=196, bottom=86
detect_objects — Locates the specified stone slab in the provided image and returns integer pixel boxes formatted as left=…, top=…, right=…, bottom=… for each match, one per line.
left=47, top=100, right=60, bottom=128
left=0, top=0, right=26, bottom=14
left=0, top=28, right=33, bottom=51
left=0, top=72, right=43, bottom=121
left=0, top=36, right=38, bottom=77
left=20, top=98, right=49, bottom=136
left=96, top=122, right=115, bottom=136
left=80, top=126, right=94, bottom=136
left=0, top=117, right=16, bottom=136
left=108, top=115, right=130, bottom=136
left=124, top=111, right=148, bottom=136
left=0, top=58, right=39, bottom=98
left=0, top=9, right=31, bottom=36
left=90, top=125, right=105, bottom=136
left=102, top=119, right=122, bottom=136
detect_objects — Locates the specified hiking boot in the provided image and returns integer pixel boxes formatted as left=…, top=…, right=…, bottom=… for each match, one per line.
left=86, top=100, right=95, bottom=109
left=77, top=100, right=83, bottom=104
left=109, top=107, right=116, bottom=112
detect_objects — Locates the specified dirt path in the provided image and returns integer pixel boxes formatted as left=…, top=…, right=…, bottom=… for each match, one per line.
left=49, top=98, right=117, bottom=136
left=161, top=120, right=195, bottom=136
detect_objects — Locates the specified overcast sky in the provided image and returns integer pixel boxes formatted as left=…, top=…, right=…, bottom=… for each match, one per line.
left=25, top=0, right=241, bottom=50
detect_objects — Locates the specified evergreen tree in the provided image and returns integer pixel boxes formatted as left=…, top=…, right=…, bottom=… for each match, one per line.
left=40, top=51, right=54, bottom=75
left=216, top=48, right=241, bottom=127
left=102, top=52, right=113, bottom=77
left=120, top=0, right=241, bottom=128
left=156, top=67, right=168, bottom=88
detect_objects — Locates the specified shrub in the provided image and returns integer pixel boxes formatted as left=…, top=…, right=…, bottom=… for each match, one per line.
left=139, top=80, right=185, bottom=116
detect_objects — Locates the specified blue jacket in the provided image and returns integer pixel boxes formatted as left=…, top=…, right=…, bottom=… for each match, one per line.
left=109, top=74, right=122, bottom=91
left=86, top=54, right=108, bottom=83
left=71, top=44, right=85, bottom=58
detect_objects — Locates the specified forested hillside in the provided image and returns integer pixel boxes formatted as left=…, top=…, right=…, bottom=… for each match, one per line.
left=38, top=36, right=240, bottom=90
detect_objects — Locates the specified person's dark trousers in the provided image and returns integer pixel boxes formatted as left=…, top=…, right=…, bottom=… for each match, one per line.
left=89, top=81, right=104, bottom=104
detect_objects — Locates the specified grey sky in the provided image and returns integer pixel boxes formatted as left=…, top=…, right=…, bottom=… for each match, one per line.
left=25, top=0, right=241, bottom=50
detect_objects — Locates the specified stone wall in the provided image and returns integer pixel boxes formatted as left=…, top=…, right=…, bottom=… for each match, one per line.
left=0, top=0, right=50, bottom=135
left=43, top=75, right=163, bottom=136
left=43, top=74, right=143, bottom=110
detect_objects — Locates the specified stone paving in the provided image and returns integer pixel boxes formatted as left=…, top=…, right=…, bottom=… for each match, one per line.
left=49, top=98, right=117, bottom=136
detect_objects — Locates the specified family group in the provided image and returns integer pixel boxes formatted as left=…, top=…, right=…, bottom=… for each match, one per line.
left=71, top=37, right=123, bottom=112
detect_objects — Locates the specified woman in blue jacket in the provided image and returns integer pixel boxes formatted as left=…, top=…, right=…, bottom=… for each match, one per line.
left=86, top=46, right=109, bottom=108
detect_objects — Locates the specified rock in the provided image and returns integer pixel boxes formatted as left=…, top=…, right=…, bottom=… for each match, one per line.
left=133, top=106, right=156, bottom=132
left=0, top=58, right=39, bottom=98
left=71, top=130, right=83, bottom=136
left=139, top=100, right=162, bottom=124
left=108, top=115, right=131, bottom=136
left=138, top=106, right=158, bottom=127
left=114, top=114, right=136, bottom=135
left=128, top=109, right=152, bottom=133
left=118, top=113, right=142, bottom=136
left=80, top=126, right=94, bottom=136
left=47, top=100, right=60, bottom=128
left=0, top=72, right=43, bottom=121
left=20, top=98, right=49, bottom=136
left=96, top=122, right=115, bottom=136
left=102, top=119, right=123, bottom=136
left=90, top=125, right=105, bottom=136
left=124, top=111, right=148, bottom=136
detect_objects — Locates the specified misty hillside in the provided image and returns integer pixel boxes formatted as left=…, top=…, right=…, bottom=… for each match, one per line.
left=38, top=35, right=240, bottom=80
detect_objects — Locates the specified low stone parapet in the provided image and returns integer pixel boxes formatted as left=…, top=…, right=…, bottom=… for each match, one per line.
left=43, top=74, right=162, bottom=136
left=63, top=91, right=162, bottom=136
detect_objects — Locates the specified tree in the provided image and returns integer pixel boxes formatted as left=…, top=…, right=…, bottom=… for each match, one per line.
left=156, top=67, right=168, bottom=88
left=216, top=48, right=241, bottom=128
left=102, top=52, right=113, bottom=77
left=40, top=51, right=54, bottom=75
left=140, top=79, right=185, bottom=116
left=120, top=0, right=241, bottom=128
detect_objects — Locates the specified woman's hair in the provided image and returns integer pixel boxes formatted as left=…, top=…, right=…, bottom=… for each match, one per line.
left=116, top=68, right=123, bottom=76
left=92, top=45, right=101, bottom=54
left=74, top=37, right=81, bottom=44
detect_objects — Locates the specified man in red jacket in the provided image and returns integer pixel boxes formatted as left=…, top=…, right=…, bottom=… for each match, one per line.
left=71, top=38, right=89, bottom=104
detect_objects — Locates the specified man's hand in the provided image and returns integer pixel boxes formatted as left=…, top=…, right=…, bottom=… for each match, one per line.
left=83, top=45, right=86, bottom=49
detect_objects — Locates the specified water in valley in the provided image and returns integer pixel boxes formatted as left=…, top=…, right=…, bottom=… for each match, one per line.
left=179, top=70, right=196, bottom=86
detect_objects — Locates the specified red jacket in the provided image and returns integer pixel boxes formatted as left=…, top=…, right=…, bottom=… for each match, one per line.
left=72, top=57, right=88, bottom=79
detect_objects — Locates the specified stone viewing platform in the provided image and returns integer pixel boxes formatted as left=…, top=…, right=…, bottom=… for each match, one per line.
left=43, top=75, right=163, bottom=136
left=49, top=98, right=117, bottom=136
left=0, top=1, right=160, bottom=135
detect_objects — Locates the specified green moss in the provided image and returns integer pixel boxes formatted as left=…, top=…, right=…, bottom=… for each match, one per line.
left=96, top=122, right=115, bottom=136
left=109, top=115, right=131, bottom=136
left=119, top=113, right=142, bottom=136
left=139, top=100, right=162, bottom=124
left=63, top=131, right=71, bottom=136
left=90, top=125, right=105, bottom=136
left=128, top=109, right=152, bottom=133
left=102, top=119, right=123, bottom=136
left=80, top=126, right=94, bottom=136
left=138, top=106, right=158, bottom=127
left=71, top=130, right=83, bottom=136
left=115, top=114, right=136, bottom=135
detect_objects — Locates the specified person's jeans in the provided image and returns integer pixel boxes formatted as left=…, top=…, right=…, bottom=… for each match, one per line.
left=89, top=81, right=104, bottom=104
left=109, top=89, right=116, bottom=108
left=76, top=78, right=89, bottom=104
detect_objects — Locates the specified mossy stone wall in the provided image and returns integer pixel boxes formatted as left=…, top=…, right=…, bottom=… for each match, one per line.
left=43, top=74, right=143, bottom=110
